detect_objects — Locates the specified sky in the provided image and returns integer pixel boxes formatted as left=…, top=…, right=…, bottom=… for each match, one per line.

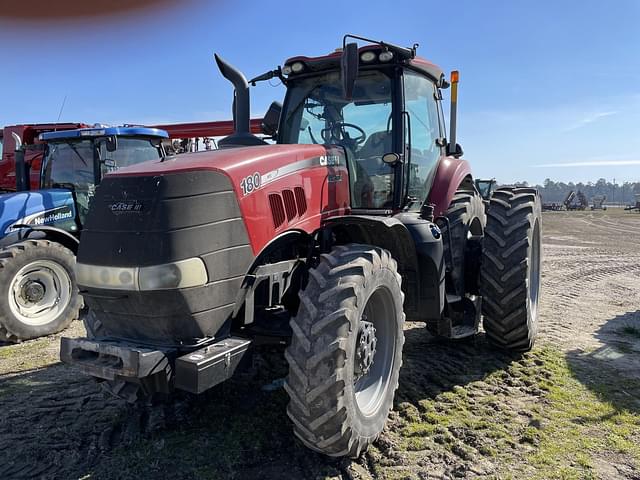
left=1, top=0, right=639, bottom=185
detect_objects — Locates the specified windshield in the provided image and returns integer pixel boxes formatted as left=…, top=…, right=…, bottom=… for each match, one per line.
left=42, top=137, right=161, bottom=222
left=98, top=137, right=162, bottom=174
left=281, top=70, right=395, bottom=209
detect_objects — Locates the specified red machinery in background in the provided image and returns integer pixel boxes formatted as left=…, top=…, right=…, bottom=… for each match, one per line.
left=0, top=123, right=88, bottom=192
left=151, top=119, right=263, bottom=152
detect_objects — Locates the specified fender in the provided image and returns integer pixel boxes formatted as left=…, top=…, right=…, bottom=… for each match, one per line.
left=0, top=225, right=80, bottom=252
left=322, top=214, right=446, bottom=322
left=427, top=156, right=475, bottom=216
left=322, top=215, right=419, bottom=274
left=322, top=215, right=423, bottom=314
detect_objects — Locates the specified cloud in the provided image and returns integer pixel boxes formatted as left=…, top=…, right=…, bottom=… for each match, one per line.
left=534, top=159, right=640, bottom=168
left=563, top=110, right=618, bottom=132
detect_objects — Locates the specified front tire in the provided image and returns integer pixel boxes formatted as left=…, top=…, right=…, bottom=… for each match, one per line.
left=0, top=240, right=80, bottom=342
left=480, top=187, right=542, bottom=351
left=285, top=244, right=405, bottom=457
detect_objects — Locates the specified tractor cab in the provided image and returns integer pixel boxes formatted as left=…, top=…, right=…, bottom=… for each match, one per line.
left=38, top=126, right=168, bottom=222
left=243, top=37, right=458, bottom=215
left=276, top=44, right=447, bottom=212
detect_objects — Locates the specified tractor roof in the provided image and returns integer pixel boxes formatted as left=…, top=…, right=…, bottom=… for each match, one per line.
left=284, top=44, right=445, bottom=86
left=39, top=126, right=168, bottom=141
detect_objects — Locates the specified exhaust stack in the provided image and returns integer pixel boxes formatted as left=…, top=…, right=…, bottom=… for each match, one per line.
left=214, top=54, right=265, bottom=147
left=12, top=132, right=29, bottom=191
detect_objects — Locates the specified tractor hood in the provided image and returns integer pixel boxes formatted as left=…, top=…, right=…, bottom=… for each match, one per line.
left=76, top=143, right=349, bottom=344
left=111, top=144, right=339, bottom=185
left=0, top=189, right=77, bottom=238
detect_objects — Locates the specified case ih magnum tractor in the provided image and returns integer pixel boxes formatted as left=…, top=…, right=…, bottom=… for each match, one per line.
left=61, top=36, right=542, bottom=457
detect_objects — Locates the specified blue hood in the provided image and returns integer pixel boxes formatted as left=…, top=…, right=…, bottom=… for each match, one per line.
left=0, top=189, right=77, bottom=238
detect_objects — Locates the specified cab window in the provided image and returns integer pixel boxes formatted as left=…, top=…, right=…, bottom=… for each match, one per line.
left=404, top=70, right=442, bottom=209
left=281, top=70, right=395, bottom=209
left=98, top=137, right=161, bottom=175
left=44, top=140, right=94, bottom=189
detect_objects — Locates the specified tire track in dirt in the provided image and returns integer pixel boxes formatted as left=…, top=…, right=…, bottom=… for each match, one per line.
left=538, top=212, right=640, bottom=350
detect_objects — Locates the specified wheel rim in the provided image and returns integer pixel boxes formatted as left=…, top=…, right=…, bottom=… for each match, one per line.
left=8, top=260, right=72, bottom=326
left=353, top=286, right=397, bottom=417
left=528, top=221, right=541, bottom=320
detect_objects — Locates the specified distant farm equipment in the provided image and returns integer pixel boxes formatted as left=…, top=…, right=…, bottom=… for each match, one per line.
left=542, top=190, right=589, bottom=211
left=625, top=194, right=640, bottom=213
left=591, top=195, right=607, bottom=210
left=475, top=178, right=497, bottom=201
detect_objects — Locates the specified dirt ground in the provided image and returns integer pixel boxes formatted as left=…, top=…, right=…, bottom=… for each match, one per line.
left=1, top=209, right=639, bottom=480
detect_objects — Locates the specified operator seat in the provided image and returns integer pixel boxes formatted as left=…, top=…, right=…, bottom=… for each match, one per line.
left=357, top=131, right=392, bottom=159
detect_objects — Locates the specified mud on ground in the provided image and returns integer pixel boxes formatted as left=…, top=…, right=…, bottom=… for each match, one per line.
left=1, top=209, right=639, bottom=479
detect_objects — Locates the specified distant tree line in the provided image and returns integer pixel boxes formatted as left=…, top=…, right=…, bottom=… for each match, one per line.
left=507, top=178, right=640, bottom=204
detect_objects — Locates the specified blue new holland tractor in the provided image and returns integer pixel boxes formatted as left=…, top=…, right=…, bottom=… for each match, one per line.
left=0, top=126, right=168, bottom=342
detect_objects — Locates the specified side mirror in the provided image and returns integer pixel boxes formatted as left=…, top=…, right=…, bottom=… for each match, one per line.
left=446, top=142, right=463, bottom=158
left=261, top=101, right=282, bottom=137
left=106, top=136, right=118, bottom=152
left=382, top=152, right=401, bottom=165
left=341, top=42, right=359, bottom=100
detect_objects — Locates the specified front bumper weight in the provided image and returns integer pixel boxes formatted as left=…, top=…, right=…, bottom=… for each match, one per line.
left=60, top=337, right=171, bottom=382
left=174, top=336, right=251, bottom=394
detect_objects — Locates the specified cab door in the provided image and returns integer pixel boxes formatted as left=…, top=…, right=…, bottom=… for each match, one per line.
left=402, top=70, right=444, bottom=210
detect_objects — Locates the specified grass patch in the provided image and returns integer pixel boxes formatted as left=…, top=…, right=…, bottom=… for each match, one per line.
left=393, top=347, right=640, bottom=479
left=516, top=350, right=640, bottom=479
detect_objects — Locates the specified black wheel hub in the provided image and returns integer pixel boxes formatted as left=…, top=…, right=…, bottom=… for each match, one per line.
left=355, top=318, right=377, bottom=378
left=22, top=281, right=46, bottom=303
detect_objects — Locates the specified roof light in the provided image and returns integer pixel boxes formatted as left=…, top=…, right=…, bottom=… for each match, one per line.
left=79, top=129, right=106, bottom=136
left=379, top=51, right=394, bottom=62
left=451, top=70, right=460, bottom=83
left=360, top=51, right=376, bottom=63
left=291, top=62, right=305, bottom=73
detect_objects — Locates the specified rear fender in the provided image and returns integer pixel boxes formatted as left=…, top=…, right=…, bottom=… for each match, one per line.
left=427, top=157, right=475, bottom=216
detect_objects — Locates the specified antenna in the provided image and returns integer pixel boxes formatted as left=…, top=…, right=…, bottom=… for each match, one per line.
left=54, top=95, right=67, bottom=131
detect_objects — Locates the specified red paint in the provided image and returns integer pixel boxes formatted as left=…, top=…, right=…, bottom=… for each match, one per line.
left=150, top=119, right=263, bottom=139
left=111, top=144, right=350, bottom=254
left=427, top=156, right=473, bottom=217
left=0, top=123, right=87, bottom=191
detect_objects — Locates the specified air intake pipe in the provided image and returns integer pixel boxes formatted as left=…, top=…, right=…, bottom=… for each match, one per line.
left=12, top=132, right=29, bottom=191
left=214, top=54, right=265, bottom=147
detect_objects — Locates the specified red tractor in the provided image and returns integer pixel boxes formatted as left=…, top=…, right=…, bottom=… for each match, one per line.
left=61, top=36, right=542, bottom=457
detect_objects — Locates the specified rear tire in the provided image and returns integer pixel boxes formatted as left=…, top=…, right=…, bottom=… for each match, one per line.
left=440, top=191, right=485, bottom=296
left=285, top=244, right=405, bottom=457
left=0, top=240, right=80, bottom=343
left=480, top=187, right=542, bottom=352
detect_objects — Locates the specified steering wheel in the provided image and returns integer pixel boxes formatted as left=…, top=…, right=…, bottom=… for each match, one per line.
left=330, top=122, right=367, bottom=145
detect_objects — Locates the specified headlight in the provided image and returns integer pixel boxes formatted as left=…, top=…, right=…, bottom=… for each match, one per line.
left=379, top=51, right=394, bottom=62
left=290, top=62, right=305, bottom=73
left=76, top=258, right=209, bottom=291
left=282, top=65, right=292, bottom=75
left=76, top=264, right=137, bottom=290
left=360, top=51, right=376, bottom=63
left=138, top=258, right=208, bottom=290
